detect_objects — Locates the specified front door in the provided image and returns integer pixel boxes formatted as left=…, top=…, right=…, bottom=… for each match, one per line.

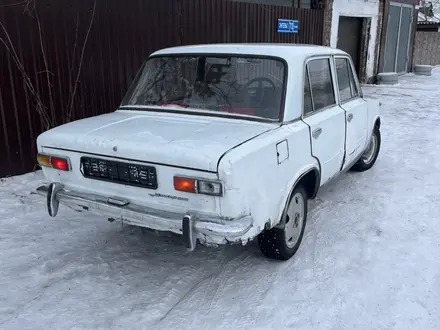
left=302, top=57, right=346, bottom=185
left=334, top=57, right=368, bottom=168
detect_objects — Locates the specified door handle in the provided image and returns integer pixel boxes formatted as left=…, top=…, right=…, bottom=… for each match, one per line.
left=347, top=113, right=354, bottom=122
left=312, top=128, right=322, bottom=139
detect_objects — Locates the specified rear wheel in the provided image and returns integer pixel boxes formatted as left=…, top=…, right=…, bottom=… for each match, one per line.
left=258, top=185, right=308, bottom=261
left=351, top=126, right=381, bottom=172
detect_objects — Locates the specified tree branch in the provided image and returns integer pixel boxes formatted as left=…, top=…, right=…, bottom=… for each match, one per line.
left=66, top=0, right=97, bottom=122
left=35, top=9, right=56, bottom=123
left=0, top=19, right=53, bottom=128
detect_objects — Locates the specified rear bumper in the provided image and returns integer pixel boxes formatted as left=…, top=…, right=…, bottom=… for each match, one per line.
left=36, top=183, right=254, bottom=251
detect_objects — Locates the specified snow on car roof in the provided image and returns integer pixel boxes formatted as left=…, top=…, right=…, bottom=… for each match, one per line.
left=151, top=43, right=347, bottom=60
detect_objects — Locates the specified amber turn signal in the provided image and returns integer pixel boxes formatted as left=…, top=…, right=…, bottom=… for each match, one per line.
left=37, top=154, right=51, bottom=168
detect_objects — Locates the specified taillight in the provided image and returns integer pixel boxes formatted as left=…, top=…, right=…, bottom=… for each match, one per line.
left=173, top=177, right=197, bottom=193
left=50, top=157, right=70, bottom=171
left=37, top=153, right=71, bottom=171
left=173, top=176, right=223, bottom=196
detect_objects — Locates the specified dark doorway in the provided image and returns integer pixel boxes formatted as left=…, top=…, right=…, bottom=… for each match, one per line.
left=337, top=16, right=363, bottom=76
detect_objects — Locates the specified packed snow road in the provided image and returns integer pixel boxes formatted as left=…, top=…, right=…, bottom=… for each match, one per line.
left=2, top=70, right=440, bottom=330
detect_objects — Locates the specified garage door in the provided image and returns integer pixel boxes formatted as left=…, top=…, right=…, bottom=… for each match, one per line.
left=337, top=16, right=363, bottom=76
left=383, top=3, right=414, bottom=73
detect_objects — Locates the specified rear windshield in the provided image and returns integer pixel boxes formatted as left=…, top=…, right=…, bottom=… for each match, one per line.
left=121, top=55, right=286, bottom=121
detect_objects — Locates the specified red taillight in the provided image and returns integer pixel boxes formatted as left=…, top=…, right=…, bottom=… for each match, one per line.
left=37, top=153, right=70, bottom=171
left=50, top=157, right=70, bottom=171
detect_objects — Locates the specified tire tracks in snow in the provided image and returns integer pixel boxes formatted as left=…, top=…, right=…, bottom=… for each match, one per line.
left=304, top=197, right=327, bottom=267
left=202, top=251, right=253, bottom=312
left=157, top=270, right=215, bottom=322
left=158, top=200, right=331, bottom=328
left=229, top=201, right=330, bottom=329
left=156, top=248, right=250, bottom=324
left=197, top=249, right=270, bottom=330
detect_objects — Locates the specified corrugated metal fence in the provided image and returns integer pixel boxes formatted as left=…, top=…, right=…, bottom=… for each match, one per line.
left=0, top=0, right=324, bottom=177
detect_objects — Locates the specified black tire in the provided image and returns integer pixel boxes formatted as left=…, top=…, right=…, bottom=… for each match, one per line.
left=258, top=185, right=308, bottom=261
left=351, top=126, right=381, bottom=172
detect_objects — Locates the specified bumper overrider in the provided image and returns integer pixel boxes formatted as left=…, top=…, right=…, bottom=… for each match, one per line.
left=36, top=183, right=254, bottom=251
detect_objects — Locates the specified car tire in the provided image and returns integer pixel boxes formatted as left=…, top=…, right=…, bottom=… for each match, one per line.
left=377, top=72, right=398, bottom=85
left=258, top=185, right=308, bottom=261
left=414, top=65, right=432, bottom=75
left=351, top=126, right=381, bottom=172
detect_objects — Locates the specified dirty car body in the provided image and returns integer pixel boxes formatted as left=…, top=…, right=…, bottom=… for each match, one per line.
left=36, top=44, right=381, bottom=260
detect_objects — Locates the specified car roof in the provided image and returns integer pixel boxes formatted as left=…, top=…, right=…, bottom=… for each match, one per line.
left=151, top=43, right=348, bottom=60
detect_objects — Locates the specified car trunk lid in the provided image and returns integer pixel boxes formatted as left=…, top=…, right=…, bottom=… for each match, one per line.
left=37, top=110, right=275, bottom=172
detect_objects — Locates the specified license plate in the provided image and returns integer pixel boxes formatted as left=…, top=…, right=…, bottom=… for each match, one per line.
left=80, top=157, right=158, bottom=189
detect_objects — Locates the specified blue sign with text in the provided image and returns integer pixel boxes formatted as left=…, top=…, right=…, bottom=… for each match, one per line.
left=277, top=19, right=299, bottom=34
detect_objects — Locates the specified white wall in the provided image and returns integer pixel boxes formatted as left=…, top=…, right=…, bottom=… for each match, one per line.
left=330, top=0, right=380, bottom=80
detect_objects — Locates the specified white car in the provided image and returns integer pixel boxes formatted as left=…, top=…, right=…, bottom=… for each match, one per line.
left=35, top=44, right=381, bottom=260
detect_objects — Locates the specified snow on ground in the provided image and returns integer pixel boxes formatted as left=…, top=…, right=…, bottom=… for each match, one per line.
left=2, top=70, right=440, bottom=330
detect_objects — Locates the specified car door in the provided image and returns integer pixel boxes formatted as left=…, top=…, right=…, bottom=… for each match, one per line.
left=334, top=56, right=368, bottom=168
left=302, top=57, right=346, bottom=186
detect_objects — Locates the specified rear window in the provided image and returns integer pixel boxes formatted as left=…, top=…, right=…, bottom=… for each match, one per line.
left=121, top=55, right=286, bottom=121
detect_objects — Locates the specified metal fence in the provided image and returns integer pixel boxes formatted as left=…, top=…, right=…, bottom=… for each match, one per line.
left=413, top=32, right=440, bottom=66
left=0, top=0, right=324, bottom=177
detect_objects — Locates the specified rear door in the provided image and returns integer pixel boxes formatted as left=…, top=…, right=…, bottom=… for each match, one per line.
left=302, top=57, right=346, bottom=186
left=334, top=56, right=368, bottom=168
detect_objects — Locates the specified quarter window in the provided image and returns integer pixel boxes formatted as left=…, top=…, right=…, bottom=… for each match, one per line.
left=349, top=62, right=359, bottom=97
left=306, top=59, right=336, bottom=113
left=335, top=58, right=359, bottom=102
left=303, top=68, right=313, bottom=115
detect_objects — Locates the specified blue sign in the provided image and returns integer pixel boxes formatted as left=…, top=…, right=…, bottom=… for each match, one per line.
left=277, top=19, right=299, bottom=34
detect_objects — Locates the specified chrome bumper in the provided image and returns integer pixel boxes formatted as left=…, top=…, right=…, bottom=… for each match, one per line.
left=36, top=183, right=253, bottom=251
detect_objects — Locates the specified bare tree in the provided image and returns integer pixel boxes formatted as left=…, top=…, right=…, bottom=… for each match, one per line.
left=0, top=0, right=96, bottom=129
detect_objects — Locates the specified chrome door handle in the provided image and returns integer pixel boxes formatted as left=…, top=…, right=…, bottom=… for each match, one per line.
left=312, top=128, right=322, bottom=139
left=347, top=113, right=354, bottom=122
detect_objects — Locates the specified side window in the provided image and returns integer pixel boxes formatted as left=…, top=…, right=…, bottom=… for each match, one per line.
left=306, top=59, right=336, bottom=112
left=335, top=58, right=359, bottom=102
left=303, top=68, right=313, bottom=115
left=348, top=62, right=359, bottom=97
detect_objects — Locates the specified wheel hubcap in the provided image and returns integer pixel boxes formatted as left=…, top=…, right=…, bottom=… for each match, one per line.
left=284, top=193, right=304, bottom=248
left=362, top=133, right=378, bottom=164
